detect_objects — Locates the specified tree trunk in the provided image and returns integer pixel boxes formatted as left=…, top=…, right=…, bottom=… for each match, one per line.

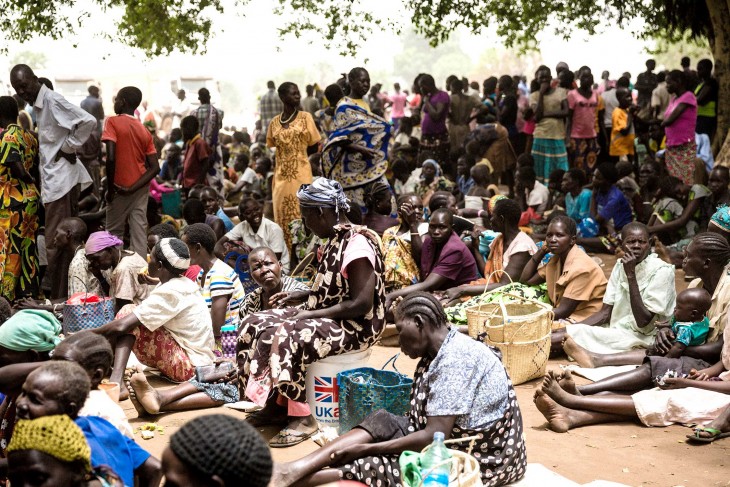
left=710, top=0, right=730, bottom=164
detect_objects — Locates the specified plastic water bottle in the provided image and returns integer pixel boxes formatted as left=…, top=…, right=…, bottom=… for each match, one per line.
left=421, top=431, right=451, bottom=486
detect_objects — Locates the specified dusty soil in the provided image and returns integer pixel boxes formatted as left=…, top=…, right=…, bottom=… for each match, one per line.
left=124, top=253, right=730, bottom=487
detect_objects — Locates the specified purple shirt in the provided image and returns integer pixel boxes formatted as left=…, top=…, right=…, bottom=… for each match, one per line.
left=421, top=90, right=450, bottom=136
left=596, top=185, right=633, bottom=230
left=664, top=91, right=697, bottom=147
left=421, top=231, right=478, bottom=289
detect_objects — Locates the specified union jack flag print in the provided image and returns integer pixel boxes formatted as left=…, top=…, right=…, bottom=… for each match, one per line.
left=314, top=376, right=338, bottom=403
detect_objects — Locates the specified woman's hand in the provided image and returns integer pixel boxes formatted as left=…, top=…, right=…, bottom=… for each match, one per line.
left=621, top=251, right=639, bottom=276
left=659, top=377, right=690, bottom=390
left=688, top=368, right=713, bottom=381
left=292, top=309, right=317, bottom=321
left=399, top=202, right=420, bottom=228
left=444, top=287, right=464, bottom=303
left=653, top=326, right=675, bottom=355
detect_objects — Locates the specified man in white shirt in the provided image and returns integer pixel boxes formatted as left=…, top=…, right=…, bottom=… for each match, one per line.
left=11, top=64, right=95, bottom=299
left=171, top=89, right=191, bottom=129
left=214, top=197, right=290, bottom=273
left=517, top=166, right=550, bottom=214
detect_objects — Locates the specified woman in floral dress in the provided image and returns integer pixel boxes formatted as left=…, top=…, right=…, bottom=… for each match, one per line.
left=237, top=179, right=386, bottom=448
left=0, top=96, right=40, bottom=301
left=271, top=292, right=527, bottom=487
left=266, top=83, right=321, bottom=250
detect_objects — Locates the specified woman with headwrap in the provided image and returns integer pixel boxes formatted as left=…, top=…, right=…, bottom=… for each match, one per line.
left=0, top=309, right=61, bottom=466
left=414, top=159, right=454, bottom=207
left=93, top=238, right=215, bottom=400
left=321, top=69, right=393, bottom=213
left=237, top=178, right=386, bottom=448
left=83, top=231, right=152, bottom=313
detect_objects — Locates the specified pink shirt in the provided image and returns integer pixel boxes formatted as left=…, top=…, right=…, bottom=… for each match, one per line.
left=389, top=93, right=408, bottom=119
left=567, top=89, right=600, bottom=139
left=664, top=91, right=697, bottom=147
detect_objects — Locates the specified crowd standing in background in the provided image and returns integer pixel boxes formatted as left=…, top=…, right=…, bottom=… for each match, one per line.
left=0, top=55, right=728, bottom=487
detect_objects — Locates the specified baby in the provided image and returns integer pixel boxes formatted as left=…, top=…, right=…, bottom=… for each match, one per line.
left=654, top=287, right=712, bottom=359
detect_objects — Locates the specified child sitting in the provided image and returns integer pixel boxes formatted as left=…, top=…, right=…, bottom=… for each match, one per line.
left=650, top=287, right=711, bottom=359
left=648, top=176, right=684, bottom=242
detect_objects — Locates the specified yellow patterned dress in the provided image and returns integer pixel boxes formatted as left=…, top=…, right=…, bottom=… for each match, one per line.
left=266, top=111, right=321, bottom=249
left=0, top=124, right=40, bottom=301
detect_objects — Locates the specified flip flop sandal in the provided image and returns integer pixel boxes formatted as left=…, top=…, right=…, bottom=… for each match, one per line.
left=245, top=410, right=289, bottom=428
left=268, top=426, right=318, bottom=448
left=686, top=426, right=730, bottom=444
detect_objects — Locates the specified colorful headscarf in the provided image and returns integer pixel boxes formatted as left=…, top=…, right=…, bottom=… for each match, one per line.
left=487, top=194, right=508, bottom=215
left=0, top=310, right=61, bottom=352
left=8, top=416, right=91, bottom=472
left=297, top=178, right=351, bottom=214
left=421, top=159, right=442, bottom=179
left=710, top=205, right=730, bottom=233
left=85, top=231, right=123, bottom=256
left=158, top=238, right=190, bottom=271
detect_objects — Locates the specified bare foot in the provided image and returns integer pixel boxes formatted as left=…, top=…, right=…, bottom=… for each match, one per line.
left=129, top=371, right=162, bottom=415
left=541, top=373, right=576, bottom=407
left=124, top=370, right=147, bottom=417
left=549, top=370, right=581, bottom=396
left=533, top=390, right=572, bottom=433
left=562, top=337, right=596, bottom=368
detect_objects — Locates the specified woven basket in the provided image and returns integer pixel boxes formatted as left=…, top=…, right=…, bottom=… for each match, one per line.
left=417, top=436, right=481, bottom=487
left=465, top=270, right=514, bottom=338
left=481, top=294, right=553, bottom=385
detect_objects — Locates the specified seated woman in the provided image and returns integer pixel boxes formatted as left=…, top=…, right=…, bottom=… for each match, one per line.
left=8, top=416, right=125, bottom=487
left=647, top=175, right=685, bottom=243
left=386, top=208, right=477, bottom=308
left=182, top=198, right=225, bottom=241
left=181, top=223, right=246, bottom=344
left=237, top=179, right=385, bottom=448
left=579, top=163, right=634, bottom=254
left=564, top=231, right=730, bottom=368
left=520, top=215, right=607, bottom=322
left=561, top=168, right=592, bottom=223
left=381, top=194, right=426, bottom=292
left=126, top=246, right=310, bottom=417
left=84, top=231, right=152, bottom=313
left=556, top=222, right=676, bottom=355
left=446, top=198, right=536, bottom=303
left=93, top=238, right=215, bottom=399
left=270, top=293, right=527, bottom=487
left=415, top=159, right=454, bottom=207
left=361, top=181, right=398, bottom=236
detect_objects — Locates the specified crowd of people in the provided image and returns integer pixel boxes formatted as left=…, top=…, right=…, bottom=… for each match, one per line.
left=0, top=54, right=728, bottom=487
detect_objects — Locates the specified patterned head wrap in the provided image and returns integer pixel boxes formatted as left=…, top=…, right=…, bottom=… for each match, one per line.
left=710, top=205, right=730, bottom=233
left=487, top=194, right=508, bottom=214
left=157, top=238, right=190, bottom=271
left=421, top=159, right=442, bottom=178
left=8, top=416, right=91, bottom=472
left=297, top=178, right=350, bottom=214
left=0, top=310, right=61, bottom=352
left=85, top=231, right=123, bottom=255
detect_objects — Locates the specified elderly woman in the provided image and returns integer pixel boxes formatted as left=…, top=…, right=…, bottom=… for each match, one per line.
left=236, top=178, right=385, bottom=447
left=555, top=222, right=676, bottom=355
left=84, top=231, right=152, bottom=312
left=382, top=194, right=426, bottom=291
left=266, top=82, right=321, bottom=249
left=322, top=71, right=393, bottom=213
left=126, top=246, right=309, bottom=417
left=520, top=216, right=607, bottom=323
left=415, top=159, right=454, bottom=207
left=93, top=238, right=215, bottom=398
left=270, top=293, right=526, bottom=487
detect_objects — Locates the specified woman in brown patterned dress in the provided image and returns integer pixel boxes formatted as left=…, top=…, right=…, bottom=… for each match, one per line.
left=266, top=82, right=321, bottom=250
left=237, top=178, right=386, bottom=447
left=270, top=292, right=527, bottom=487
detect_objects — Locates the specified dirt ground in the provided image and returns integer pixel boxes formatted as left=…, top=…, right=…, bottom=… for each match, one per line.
left=123, top=253, right=730, bottom=487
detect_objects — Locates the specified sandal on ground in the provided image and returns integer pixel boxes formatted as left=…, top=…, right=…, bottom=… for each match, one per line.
left=245, top=409, right=288, bottom=428
left=268, top=424, right=318, bottom=448
left=686, top=426, right=730, bottom=444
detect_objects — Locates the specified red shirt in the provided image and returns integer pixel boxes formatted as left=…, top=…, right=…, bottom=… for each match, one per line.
left=101, top=115, right=157, bottom=188
left=182, top=135, right=211, bottom=188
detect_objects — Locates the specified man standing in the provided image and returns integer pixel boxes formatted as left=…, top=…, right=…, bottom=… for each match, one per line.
left=10, top=64, right=94, bottom=299
left=172, top=89, right=191, bottom=129
left=80, top=85, right=104, bottom=133
left=635, top=59, right=658, bottom=112
left=197, top=88, right=223, bottom=190
left=259, top=81, right=283, bottom=137
left=301, top=85, right=320, bottom=115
